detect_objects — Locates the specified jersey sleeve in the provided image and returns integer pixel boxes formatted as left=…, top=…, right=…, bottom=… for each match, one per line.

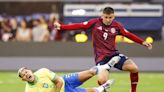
left=60, top=18, right=97, bottom=30
left=42, top=68, right=57, bottom=81
left=117, top=22, right=144, bottom=44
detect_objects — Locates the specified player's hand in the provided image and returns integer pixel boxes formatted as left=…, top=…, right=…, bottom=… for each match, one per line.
left=54, top=21, right=61, bottom=30
left=142, top=41, right=152, bottom=50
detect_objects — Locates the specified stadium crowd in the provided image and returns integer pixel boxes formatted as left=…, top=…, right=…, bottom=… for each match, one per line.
left=0, top=13, right=65, bottom=42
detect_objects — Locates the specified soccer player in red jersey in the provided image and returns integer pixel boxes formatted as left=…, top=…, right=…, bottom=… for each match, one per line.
left=54, top=7, right=152, bottom=92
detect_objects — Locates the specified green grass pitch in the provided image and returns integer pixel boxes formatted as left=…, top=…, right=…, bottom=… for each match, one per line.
left=0, top=72, right=164, bottom=92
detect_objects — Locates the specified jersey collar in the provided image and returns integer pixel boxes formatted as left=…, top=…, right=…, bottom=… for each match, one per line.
left=27, top=75, right=38, bottom=86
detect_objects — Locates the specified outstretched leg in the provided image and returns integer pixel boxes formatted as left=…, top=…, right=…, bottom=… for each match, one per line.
left=78, top=56, right=120, bottom=83
left=73, top=56, right=120, bottom=92
left=77, top=68, right=97, bottom=83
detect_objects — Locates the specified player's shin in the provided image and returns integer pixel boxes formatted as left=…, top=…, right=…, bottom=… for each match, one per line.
left=130, top=72, right=139, bottom=92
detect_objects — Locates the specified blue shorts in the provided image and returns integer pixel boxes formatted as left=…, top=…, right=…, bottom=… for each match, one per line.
left=63, top=73, right=86, bottom=92
left=96, top=53, right=128, bottom=70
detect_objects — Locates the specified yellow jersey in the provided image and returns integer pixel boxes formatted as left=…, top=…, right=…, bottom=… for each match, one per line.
left=25, top=68, right=65, bottom=92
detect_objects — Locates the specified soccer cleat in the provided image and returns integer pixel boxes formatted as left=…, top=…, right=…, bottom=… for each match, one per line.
left=102, top=79, right=115, bottom=91
left=108, top=56, right=120, bottom=67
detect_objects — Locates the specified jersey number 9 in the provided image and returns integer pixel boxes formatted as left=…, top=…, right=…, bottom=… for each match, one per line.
left=103, top=32, right=108, bottom=40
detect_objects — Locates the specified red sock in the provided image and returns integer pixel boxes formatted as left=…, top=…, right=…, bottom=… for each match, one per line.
left=130, top=72, right=139, bottom=92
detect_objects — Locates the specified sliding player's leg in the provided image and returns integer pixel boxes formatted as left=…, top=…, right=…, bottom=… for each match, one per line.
left=78, top=56, right=120, bottom=83
left=63, top=57, right=120, bottom=92
left=63, top=66, right=114, bottom=92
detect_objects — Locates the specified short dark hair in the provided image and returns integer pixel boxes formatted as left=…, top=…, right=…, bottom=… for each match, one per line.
left=103, top=7, right=114, bottom=14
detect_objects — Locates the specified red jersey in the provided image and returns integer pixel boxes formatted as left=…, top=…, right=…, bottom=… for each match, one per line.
left=61, top=18, right=144, bottom=63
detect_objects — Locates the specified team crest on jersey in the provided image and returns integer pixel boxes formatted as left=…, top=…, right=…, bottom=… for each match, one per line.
left=97, top=26, right=102, bottom=30
left=43, top=83, right=49, bottom=88
left=110, top=28, right=116, bottom=34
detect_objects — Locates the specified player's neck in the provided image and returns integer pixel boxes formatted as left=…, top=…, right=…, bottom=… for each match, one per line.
left=28, top=75, right=37, bottom=85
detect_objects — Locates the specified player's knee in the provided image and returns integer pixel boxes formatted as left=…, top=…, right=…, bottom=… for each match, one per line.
left=131, top=65, right=139, bottom=73
left=97, top=78, right=107, bottom=85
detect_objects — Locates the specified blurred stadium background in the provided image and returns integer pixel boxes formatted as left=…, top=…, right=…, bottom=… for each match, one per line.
left=0, top=0, right=164, bottom=92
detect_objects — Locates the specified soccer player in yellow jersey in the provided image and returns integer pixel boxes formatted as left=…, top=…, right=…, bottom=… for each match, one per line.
left=18, top=56, right=120, bottom=92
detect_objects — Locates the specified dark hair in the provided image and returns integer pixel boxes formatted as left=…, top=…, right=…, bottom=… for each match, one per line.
left=103, top=7, right=114, bottom=14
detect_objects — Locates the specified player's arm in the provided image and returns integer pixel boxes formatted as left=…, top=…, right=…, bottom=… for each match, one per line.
left=45, top=68, right=63, bottom=92
left=119, top=24, right=152, bottom=50
left=54, top=19, right=97, bottom=30
left=53, top=76, right=63, bottom=92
